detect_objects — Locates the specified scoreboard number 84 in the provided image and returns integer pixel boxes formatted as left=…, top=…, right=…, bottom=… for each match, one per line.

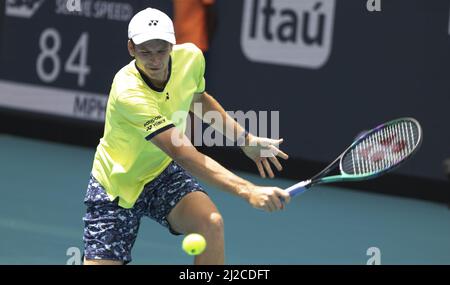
left=36, top=28, right=91, bottom=87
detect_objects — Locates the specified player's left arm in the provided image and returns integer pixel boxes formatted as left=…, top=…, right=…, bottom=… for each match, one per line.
left=190, top=91, right=289, bottom=178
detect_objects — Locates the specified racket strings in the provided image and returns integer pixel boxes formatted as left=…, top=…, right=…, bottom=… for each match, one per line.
left=342, top=120, right=420, bottom=175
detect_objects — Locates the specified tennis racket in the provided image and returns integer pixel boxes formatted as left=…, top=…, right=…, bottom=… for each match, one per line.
left=286, top=117, right=423, bottom=197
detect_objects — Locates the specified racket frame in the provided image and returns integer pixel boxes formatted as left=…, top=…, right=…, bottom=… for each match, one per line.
left=287, top=117, right=423, bottom=197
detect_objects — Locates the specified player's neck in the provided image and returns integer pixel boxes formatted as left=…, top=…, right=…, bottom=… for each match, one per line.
left=147, top=68, right=168, bottom=89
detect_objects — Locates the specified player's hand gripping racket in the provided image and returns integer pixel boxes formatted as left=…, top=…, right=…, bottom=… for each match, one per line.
left=286, top=117, right=423, bottom=197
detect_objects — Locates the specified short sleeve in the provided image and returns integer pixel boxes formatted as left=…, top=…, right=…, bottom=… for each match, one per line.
left=116, top=93, right=175, bottom=141
left=195, top=51, right=206, bottom=93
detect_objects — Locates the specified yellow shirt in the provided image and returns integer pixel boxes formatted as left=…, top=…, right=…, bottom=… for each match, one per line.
left=92, top=43, right=206, bottom=208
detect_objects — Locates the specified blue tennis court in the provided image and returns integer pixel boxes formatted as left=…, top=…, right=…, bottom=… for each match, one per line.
left=1, top=134, right=449, bottom=265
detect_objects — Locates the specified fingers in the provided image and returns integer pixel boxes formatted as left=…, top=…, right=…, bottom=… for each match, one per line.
left=251, top=187, right=290, bottom=212
left=262, top=187, right=291, bottom=212
left=269, top=145, right=289, bottom=160
left=262, top=158, right=274, bottom=178
left=265, top=198, right=277, bottom=212
left=276, top=149, right=289, bottom=160
left=256, top=160, right=266, bottom=178
left=265, top=138, right=283, bottom=146
left=276, top=188, right=291, bottom=204
left=269, top=156, right=283, bottom=171
left=258, top=195, right=278, bottom=212
left=256, top=155, right=284, bottom=178
left=266, top=189, right=289, bottom=212
left=269, top=193, right=283, bottom=211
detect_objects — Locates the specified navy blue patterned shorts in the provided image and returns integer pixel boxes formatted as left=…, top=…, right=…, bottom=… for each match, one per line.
left=83, top=161, right=206, bottom=263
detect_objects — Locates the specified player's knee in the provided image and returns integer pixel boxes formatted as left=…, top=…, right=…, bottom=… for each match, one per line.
left=209, top=212, right=224, bottom=230
left=200, top=212, right=224, bottom=235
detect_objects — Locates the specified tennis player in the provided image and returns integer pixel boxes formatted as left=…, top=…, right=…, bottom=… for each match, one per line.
left=83, top=7, right=290, bottom=265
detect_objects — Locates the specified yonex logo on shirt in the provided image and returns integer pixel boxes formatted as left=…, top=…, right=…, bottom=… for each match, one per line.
left=144, top=115, right=162, bottom=127
left=149, top=20, right=159, bottom=26
left=144, top=116, right=166, bottom=132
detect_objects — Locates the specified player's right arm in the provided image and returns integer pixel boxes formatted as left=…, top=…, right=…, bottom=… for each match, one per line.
left=150, top=126, right=290, bottom=212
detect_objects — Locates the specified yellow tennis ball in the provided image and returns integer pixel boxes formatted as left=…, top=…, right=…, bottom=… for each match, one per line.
left=182, top=233, right=206, bottom=256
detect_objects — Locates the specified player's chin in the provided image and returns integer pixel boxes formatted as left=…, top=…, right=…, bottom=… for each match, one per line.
left=144, top=65, right=163, bottom=73
left=146, top=68, right=162, bottom=75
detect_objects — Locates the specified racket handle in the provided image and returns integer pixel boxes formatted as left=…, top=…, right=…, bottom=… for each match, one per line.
left=285, top=180, right=312, bottom=197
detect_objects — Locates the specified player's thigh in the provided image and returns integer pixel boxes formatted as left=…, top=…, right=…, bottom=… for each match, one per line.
left=167, top=191, right=223, bottom=235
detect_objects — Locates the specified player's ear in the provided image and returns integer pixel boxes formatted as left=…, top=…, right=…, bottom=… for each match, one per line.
left=127, top=40, right=135, bottom=57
